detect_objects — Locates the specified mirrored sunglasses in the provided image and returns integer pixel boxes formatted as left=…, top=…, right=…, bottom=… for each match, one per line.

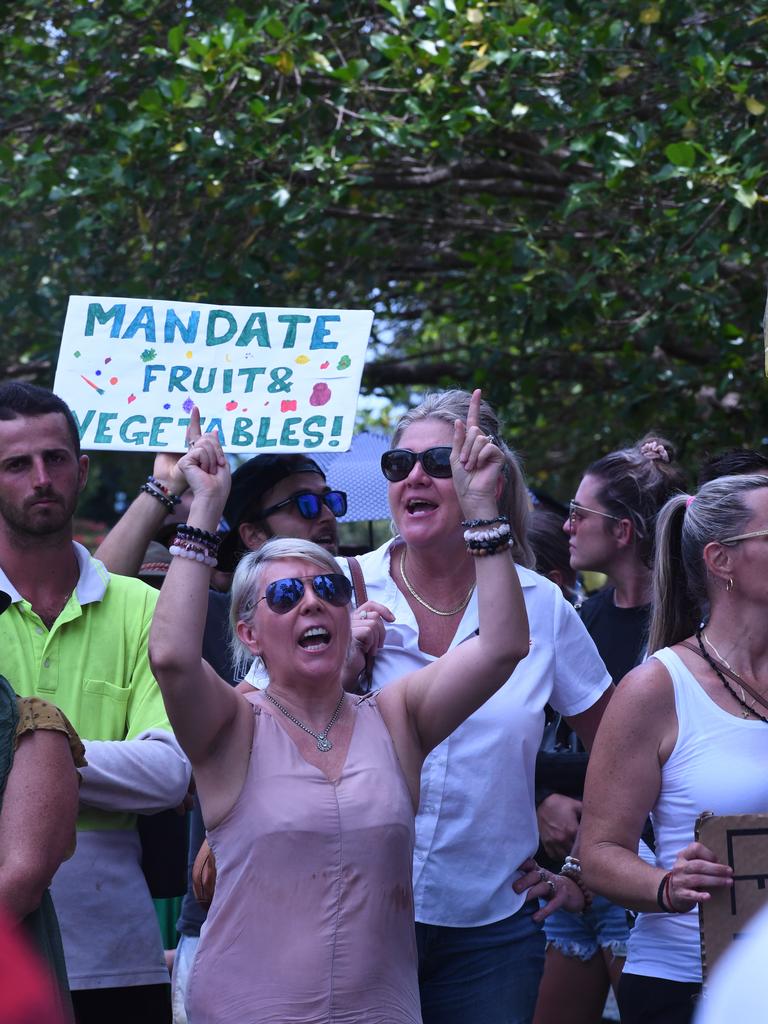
left=381, top=447, right=453, bottom=483
left=256, top=573, right=353, bottom=615
left=260, top=490, right=347, bottom=521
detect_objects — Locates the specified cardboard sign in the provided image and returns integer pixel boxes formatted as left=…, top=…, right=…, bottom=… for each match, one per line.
left=53, top=296, right=373, bottom=453
left=696, top=812, right=768, bottom=980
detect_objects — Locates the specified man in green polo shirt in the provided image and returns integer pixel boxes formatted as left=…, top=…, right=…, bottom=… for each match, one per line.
left=0, top=382, right=190, bottom=1023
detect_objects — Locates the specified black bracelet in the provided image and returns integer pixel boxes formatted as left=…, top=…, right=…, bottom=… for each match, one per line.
left=461, top=515, right=509, bottom=529
left=140, top=482, right=176, bottom=512
left=656, top=872, right=671, bottom=912
left=176, top=524, right=222, bottom=549
left=147, top=475, right=181, bottom=506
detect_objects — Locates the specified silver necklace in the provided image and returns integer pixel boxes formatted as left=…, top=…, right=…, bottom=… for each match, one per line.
left=265, top=689, right=345, bottom=752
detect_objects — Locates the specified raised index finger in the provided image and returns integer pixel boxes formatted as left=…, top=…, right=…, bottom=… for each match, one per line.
left=466, top=388, right=482, bottom=432
left=184, top=404, right=202, bottom=447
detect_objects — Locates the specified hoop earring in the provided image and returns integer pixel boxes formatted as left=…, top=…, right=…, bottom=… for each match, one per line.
left=726, top=577, right=734, bottom=593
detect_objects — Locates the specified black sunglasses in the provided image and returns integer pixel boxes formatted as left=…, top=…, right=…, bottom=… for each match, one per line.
left=256, top=573, right=353, bottom=614
left=260, top=490, right=348, bottom=521
left=381, top=447, right=453, bottom=483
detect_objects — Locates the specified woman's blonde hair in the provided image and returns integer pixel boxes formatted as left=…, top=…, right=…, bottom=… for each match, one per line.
left=648, top=474, right=768, bottom=652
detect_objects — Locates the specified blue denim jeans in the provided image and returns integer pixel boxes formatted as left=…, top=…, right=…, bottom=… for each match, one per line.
left=416, top=901, right=545, bottom=1024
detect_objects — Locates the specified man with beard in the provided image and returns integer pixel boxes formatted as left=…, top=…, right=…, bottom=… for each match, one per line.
left=0, top=383, right=191, bottom=1023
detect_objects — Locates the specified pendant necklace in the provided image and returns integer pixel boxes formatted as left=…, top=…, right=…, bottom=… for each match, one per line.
left=695, top=630, right=768, bottom=724
left=702, top=631, right=763, bottom=717
left=399, top=547, right=474, bottom=617
left=265, top=689, right=345, bottom=752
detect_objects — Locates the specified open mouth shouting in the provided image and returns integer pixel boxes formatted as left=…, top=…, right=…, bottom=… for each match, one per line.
left=405, top=498, right=438, bottom=517
left=298, top=626, right=332, bottom=652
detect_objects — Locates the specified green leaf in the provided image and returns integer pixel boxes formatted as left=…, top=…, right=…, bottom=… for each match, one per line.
left=664, top=141, right=696, bottom=167
left=167, top=25, right=184, bottom=56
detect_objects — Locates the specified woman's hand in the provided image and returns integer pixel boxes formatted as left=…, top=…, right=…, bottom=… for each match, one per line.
left=664, top=842, right=733, bottom=912
left=450, top=389, right=506, bottom=518
left=351, top=601, right=394, bottom=661
left=147, top=406, right=205, bottom=498
left=176, top=407, right=229, bottom=516
left=513, top=857, right=588, bottom=922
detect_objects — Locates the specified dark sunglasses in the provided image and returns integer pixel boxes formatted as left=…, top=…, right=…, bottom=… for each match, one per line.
left=256, top=573, right=353, bottom=614
left=380, top=447, right=453, bottom=483
left=260, top=490, right=348, bottom=521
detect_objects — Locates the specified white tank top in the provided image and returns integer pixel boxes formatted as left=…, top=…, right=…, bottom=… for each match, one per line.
left=625, top=646, right=768, bottom=983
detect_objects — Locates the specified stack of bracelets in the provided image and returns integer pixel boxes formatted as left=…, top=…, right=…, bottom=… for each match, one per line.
left=169, top=525, right=221, bottom=567
left=140, top=475, right=182, bottom=512
left=462, top=515, right=513, bottom=556
left=559, top=855, right=593, bottom=911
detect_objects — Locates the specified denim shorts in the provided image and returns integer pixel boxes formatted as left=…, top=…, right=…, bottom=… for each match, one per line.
left=543, top=893, right=629, bottom=961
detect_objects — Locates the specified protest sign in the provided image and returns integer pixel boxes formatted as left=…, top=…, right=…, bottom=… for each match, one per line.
left=53, top=295, right=373, bottom=452
left=696, top=812, right=768, bottom=981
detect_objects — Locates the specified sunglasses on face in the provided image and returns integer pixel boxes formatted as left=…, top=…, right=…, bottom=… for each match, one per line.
left=260, top=490, right=348, bottom=521
left=381, top=447, right=453, bottom=483
left=256, top=573, right=353, bottom=614
left=568, top=500, right=621, bottom=529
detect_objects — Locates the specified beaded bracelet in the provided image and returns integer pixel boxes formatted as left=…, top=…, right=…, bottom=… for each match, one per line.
left=140, top=481, right=176, bottom=512
left=467, top=537, right=513, bottom=557
left=169, top=535, right=218, bottom=567
left=176, top=524, right=222, bottom=551
left=461, top=515, right=509, bottom=529
left=464, top=523, right=511, bottom=543
left=147, top=476, right=181, bottom=506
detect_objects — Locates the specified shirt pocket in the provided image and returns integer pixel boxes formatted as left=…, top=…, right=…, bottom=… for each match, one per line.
left=82, top=678, right=132, bottom=739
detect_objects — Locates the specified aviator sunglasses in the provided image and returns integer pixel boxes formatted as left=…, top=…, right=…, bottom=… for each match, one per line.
left=256, top=573, right=353, bottom=614
left=260, top=490, right=348, bottom=521
left=381, top=446, right=453, bottom=483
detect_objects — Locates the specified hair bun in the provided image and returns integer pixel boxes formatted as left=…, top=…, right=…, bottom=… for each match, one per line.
left=640, top=439, right=670, bottom=463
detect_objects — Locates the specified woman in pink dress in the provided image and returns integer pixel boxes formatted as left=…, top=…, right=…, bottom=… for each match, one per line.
left=149, top=391, right=530, bottom=1024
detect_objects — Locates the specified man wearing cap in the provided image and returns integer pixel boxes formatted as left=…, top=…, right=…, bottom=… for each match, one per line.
left=0, top=383, right=191, bottom=1022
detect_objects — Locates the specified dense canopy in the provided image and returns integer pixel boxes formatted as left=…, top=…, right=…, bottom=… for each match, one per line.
left=2, top=0, right=768, bottom=492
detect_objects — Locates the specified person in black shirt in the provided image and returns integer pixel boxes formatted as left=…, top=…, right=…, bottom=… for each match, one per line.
left=534, top=436, right=686, bottom=1024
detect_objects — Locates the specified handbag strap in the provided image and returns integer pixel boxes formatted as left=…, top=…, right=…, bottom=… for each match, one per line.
left=347, top=557, right=374, bottom=694
left=680, top=639, right=768, bottom=713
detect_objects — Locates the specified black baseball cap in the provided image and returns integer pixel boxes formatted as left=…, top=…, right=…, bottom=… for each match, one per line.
left=218, top=454, right=326, bottom=570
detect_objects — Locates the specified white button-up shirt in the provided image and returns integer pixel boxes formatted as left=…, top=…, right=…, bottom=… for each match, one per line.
left=353, top=540, right=611, bottom=927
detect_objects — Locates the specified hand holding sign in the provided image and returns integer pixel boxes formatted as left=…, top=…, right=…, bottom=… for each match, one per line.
left=177, top=406, right=230, bottom=517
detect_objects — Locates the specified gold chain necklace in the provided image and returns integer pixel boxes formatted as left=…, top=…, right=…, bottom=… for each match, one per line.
left=702, top=632, right=758, bottom=717
left=399, top=547, right=475, bottom=617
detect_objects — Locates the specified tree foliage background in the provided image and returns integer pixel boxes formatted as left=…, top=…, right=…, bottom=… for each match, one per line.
left=2, top=0, right=768, bottom=502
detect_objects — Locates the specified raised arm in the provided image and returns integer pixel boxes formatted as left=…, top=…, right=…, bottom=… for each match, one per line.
left=94, top=408, right=201, bottom=576
left=148, top=428, right=247, bottom=772
left=383, top=390, right=530, bottom=757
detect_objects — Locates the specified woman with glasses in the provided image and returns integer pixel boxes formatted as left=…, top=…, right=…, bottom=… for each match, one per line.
left=534, top=437, right=686, bottom=1024
left=580, top=474, right=768, bottom=1024
left=354, top=390, right=612, bottom=1024
left=148, top=390, right=531, bottom=1024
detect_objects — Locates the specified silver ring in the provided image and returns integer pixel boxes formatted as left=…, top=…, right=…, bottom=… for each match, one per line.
left=358, top=610, right=368, bottom=620
left=538, top=868, right=547, bottom=883
left=545, top=878, right=556, bottom=898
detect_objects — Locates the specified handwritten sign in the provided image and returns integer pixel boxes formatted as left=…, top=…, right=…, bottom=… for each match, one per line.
left=53, top=296, right=373, bottom=452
